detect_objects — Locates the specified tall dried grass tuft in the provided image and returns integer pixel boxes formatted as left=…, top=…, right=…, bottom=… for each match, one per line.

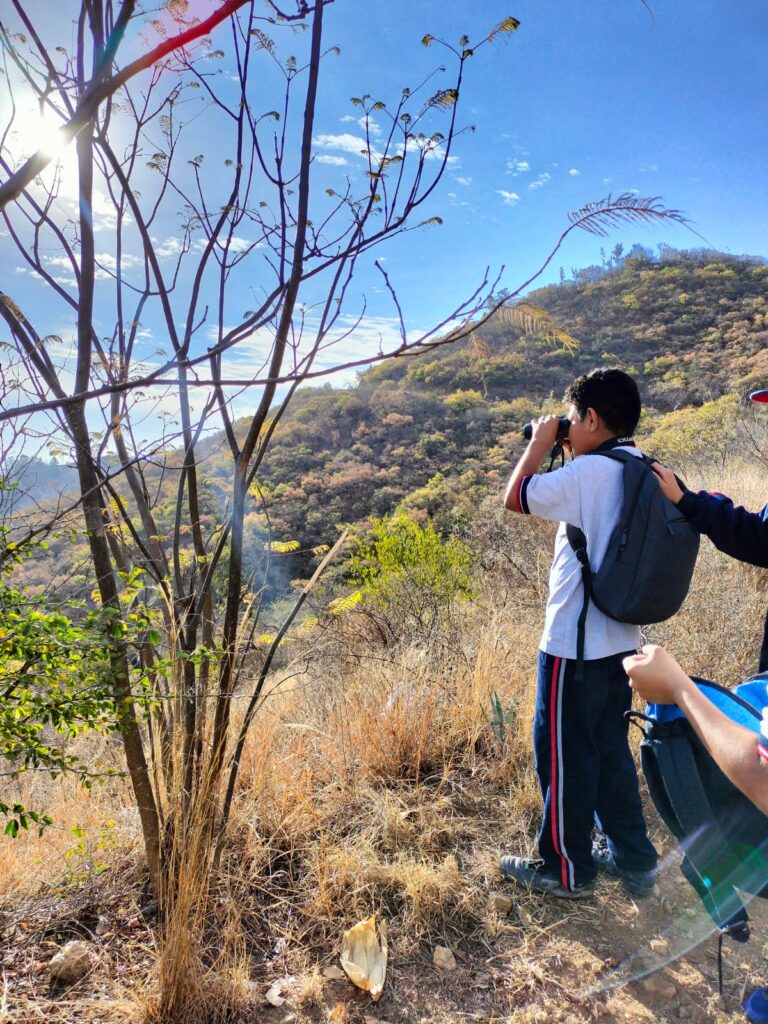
left=3, top=457, right=766, bottom=1019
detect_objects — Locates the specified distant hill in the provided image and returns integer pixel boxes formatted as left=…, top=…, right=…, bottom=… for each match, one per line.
left=9, top=246, right=768, bottom=593
left=252, top=246, right=768, bottom=544
left=3, top=457, right=79, bottom=510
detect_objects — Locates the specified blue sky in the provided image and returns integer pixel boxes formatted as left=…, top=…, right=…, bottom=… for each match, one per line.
left=2, top=0, right=767, bottom=440
left=313, top=0, right=768, bottom=320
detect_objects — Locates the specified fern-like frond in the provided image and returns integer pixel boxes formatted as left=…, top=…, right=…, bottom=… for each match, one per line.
left=425, top=88, right=459, bottom=110
left=326, top=591, right=363, bottom=616
left=295, top=616, right=320, bottom=637
left=568, top=193, right=688, bottom=238
left=249, top=28, right=275, bottom=54
left=467, top=330, right=491, bottom=362
left=265, top=539, right=301, bottom=553
left=488, top=16, right=521, bottom=42
left=495, top=302, right=579, bottom=350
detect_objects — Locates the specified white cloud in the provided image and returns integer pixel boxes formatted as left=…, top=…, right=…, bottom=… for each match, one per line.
left=507, top=159, right=530, bottom=176
left=227, top=236, right=258, bottom=253
left=313, top=133, right=372, bottom=157
left=41, top=251, right=142, bottom=277
left=568, top=168, right=580, bottom=176
left=602, top=177, right=612, bottom=185
left=191, top=235, right=263, bottom=254
left=216, top=314, right=431, bottom=402
left=312, top=131, right=458, bottom=167
left=91, top=189, right=131, bottom=232
left=339, top=114, right=356, bottom=123
left=358, top=115, right=383, bottom=139
left=497, top=190, right=520, bottom=206
left=529, top=172, right=551, bottom=190
left=155, top=237, right=184, bottom=259
left=454, top=175, right=472, bottom=186
left=95, top=252, right=143, bottom=271
left=44, top=255, right=77, bottom=270
left=316, top=154, right=349, bottom=166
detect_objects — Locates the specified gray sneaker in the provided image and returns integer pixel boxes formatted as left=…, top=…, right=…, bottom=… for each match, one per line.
left=499, top=856, right=595, bottom=900
left=593, top=845, right=656, bottom=896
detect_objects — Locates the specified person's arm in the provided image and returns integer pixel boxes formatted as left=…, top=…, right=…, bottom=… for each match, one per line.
left=624, top=645, right=768, bottom=815
left=653, top=463, right=768, bottom=568
left=503, top=415, right=562, bottom=513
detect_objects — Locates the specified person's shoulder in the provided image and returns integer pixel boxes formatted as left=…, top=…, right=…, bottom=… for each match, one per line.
left=571, top=449, right=634, bottom=475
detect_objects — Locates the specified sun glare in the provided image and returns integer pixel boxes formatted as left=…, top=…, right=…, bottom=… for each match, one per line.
left=34, top=116, right=69, bottom=161
left=10, top=99, right=71, bottom=167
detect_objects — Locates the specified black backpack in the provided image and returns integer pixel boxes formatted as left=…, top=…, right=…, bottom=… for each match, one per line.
left=635, top=676, right=768, bottom=942
left=567, top=449, right=700, bottom=679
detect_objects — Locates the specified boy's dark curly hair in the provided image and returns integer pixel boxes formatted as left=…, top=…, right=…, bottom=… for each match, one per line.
left=564, top=368, right=640, bottom=436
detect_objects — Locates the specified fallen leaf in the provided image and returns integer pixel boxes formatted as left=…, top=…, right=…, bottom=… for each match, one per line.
left=341, top=915, right=388, bottom=1002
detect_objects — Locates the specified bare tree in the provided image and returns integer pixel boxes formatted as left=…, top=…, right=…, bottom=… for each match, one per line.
left=0, top=0, right=684, bottom=920
left=0, top=1, right=516, bottom=896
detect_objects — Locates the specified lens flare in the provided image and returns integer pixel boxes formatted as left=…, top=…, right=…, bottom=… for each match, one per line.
left=35, top=117, right=69, bottom=161
left=582, top=837, right=768, bottom=999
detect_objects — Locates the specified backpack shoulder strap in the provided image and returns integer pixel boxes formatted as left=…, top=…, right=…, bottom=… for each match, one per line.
left=589, top=448, right=655, bottom=469
left=566, top=524, right=590, bottom=682
left=653, top=730, right=717, bottom=836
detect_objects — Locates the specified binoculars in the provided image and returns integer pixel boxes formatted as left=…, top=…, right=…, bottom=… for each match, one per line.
left=523, top=416, right=571, bottom=442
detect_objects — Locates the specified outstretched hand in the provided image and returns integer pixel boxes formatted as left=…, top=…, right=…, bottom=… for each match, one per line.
left=623, top=644, right=693, bottom=705
left=652, top=462, right=685, bottom=504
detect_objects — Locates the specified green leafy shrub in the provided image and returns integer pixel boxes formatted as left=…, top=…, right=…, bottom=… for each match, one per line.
left=643, top=394, right=741, bottom=468
left=350, top=513, right=475, bottom=638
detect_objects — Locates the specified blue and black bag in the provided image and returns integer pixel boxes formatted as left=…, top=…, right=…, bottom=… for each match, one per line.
left=635, top=675, right=768, bottom=942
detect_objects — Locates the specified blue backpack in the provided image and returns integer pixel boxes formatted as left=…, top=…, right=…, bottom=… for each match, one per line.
left=635, top=675, right=768, bottom=942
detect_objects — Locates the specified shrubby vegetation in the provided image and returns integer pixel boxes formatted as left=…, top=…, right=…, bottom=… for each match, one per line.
left=10, top=247, right=768, bottom=599
left=349, top=513, right=475, bottom=640
left=4, top=243, right=768, bottom=1023
left=0, top=544, right=125, bottom=835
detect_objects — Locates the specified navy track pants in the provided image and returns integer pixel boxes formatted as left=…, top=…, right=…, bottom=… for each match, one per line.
left=534, top=649, right=658, bottom=889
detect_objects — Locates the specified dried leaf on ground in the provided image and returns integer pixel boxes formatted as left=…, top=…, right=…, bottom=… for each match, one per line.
left=340, top=914, right=388, bottom=1001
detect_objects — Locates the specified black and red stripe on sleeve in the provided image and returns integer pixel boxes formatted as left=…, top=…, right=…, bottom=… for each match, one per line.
left=516, top=474, right=533, bottom=514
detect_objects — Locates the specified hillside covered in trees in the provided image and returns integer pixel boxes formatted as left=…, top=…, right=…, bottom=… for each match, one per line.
left=237, top=245, right=768, bottom=543
left=11, top=246, right=768, bottom=594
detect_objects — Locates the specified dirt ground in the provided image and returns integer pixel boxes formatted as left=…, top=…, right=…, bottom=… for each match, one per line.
left=3, top=839, right=767, bottom=1024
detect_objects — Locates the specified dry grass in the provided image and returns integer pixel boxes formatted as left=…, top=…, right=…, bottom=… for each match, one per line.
left=2, top=458, right=767, bottom=1022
